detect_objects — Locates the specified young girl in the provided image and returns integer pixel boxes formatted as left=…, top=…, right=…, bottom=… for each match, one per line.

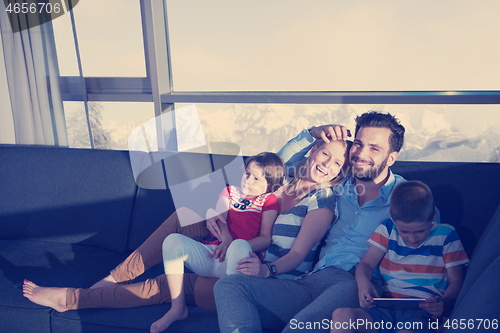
left=150, top=152, right=285, bottom=333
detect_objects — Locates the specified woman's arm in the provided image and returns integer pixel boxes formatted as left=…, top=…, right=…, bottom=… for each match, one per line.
left=236, top=207, right=334, bottom=278
left=209, top=221, right=233, bottom=261
left=206, top=195, right=230, bottom=241
left=246, top=209, right=279, bottom=252
left=206, top=195, right=234, bottom=261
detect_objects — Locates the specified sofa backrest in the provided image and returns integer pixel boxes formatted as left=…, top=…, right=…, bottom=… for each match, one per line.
left=445, top=205, right=500, bottom=331
left=2, top=145, right=498, bottom=259
left=391, top=161, right=500, bottom=257
left=126, top=151, right=237, bottom=251
left=0, top=145, right=137, bottom=252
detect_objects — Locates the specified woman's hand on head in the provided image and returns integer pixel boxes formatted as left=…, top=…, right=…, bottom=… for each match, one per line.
left=206, top=208, right=226, bottom=241
left=236, top=252, right=267, bottom=278
left=309, top=125, right=351, bottom=142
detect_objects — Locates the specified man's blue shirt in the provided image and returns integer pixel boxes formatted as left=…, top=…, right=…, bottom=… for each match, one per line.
left=315, top=171, right=406, bottom=271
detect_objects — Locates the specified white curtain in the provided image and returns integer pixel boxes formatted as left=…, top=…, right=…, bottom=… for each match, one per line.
left=0, top=6, right=68, bottom=146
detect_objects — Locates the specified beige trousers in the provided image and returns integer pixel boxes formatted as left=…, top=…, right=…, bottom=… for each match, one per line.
left=66, top=210, right=218, bottom=310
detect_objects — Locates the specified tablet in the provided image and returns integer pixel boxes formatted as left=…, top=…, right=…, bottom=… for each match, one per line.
left=373, top=298, right=425, bottom=310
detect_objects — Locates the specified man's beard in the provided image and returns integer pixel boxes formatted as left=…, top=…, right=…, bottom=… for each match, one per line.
left=351, top=154, right=389, bottom=181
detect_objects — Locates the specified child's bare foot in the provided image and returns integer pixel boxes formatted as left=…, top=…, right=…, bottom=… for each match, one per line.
left=150, top=305, right=189, bottom=333
left=22, top=280, right=68, bottom=312
left=90, top=274, right=117, bottom=289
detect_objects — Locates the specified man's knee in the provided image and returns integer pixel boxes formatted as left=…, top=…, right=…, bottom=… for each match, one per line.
left=214, top=274, right=242, bottom=296
left=331, top=307, right=358, bottom=322
left=214, top=274, right=258, bottom=305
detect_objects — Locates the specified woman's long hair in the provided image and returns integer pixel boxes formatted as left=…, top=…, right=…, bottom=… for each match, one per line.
left=285, top=140, right=352, bottom=200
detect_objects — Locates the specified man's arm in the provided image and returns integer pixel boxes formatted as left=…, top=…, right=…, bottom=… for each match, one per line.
left=206, top=195, right=230, bottom=238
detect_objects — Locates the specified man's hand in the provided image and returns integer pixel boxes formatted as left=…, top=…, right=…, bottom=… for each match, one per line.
left=206, top=208, right=226, bottom=241
left=420, top=296, right=444, bottom=318
left=309, top=125, right=351, bottom=142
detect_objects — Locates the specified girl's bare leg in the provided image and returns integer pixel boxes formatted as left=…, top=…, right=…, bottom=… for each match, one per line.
left=150, top=273, right=188, bottom=333
left=23, top=280, right=68, bottom=312
left=91, top=208, right=207, bottom=288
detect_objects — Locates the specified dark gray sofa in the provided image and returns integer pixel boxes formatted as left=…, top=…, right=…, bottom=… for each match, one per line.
left=1, top=144, right=499, bottom=332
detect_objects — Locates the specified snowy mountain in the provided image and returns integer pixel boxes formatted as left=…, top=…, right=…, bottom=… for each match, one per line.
left=71, top=102, right=500, bottom=163
left=196, top=104, right=500, bottom=163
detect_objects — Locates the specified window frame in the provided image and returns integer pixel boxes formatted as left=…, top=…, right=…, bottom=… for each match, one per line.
left=58, top=0, right=500, bottom=152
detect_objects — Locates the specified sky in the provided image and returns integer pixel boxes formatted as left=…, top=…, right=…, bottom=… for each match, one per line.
left=47, top=0, right=500, bottom=161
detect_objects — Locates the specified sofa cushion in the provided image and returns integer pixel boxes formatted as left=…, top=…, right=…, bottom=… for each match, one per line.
left=51, top=302, right=219, bottom=333
left=0, top=238, right=220, bottom=333
left=0, top=239, right=129, bottom=333
left=447, top=205, right=500, bottom=329
left=0, top=145, right=136, bottom=252
left=48, top=259, right=219, bottom=333
left=445, top=256, right=500, bottom=332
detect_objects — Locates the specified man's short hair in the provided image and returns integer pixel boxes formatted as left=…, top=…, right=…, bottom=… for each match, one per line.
left=390, top=180, right=435, bottom=223
left=354, top=111, right=405, bottom=153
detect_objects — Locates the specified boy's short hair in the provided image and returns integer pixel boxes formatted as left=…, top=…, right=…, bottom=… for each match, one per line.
left=390, top=180, right=435, bottom=223
left=354, top=111, right=405, bottom=153
left=244, top=152, right=285, bottom=193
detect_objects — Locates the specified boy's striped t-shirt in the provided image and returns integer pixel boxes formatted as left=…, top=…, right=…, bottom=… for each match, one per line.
left=368, top=219, right=469, bottom=298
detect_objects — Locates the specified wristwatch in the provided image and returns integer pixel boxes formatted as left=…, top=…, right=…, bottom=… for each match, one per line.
left=266, top=262, right=277, bottom=278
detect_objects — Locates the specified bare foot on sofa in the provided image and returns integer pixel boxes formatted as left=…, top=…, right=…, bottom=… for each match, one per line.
left=90, top=274, right=117, bottom=289
left=150, top=305, right=189, bottom=333
left=22, top=280, right=68, bottom=312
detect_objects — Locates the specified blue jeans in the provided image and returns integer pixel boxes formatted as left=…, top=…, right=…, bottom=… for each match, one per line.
left=214, top=266, right=383, bottom=333
left=364, top=307, right=435, bottom=333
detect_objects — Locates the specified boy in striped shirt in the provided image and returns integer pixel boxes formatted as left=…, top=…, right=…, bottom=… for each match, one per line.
left=331, top=181, right=469, bottom=333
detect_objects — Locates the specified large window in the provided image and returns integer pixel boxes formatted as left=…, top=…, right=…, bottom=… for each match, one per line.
left=64, top=101, right=155, bottom=149
left=178, top=103, right=500, bottom=162
left=53, top=0, right=146, bottom=77
left=2, top=0, right=499, bottom=163
left=167, top=0, right=500, bottom=91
